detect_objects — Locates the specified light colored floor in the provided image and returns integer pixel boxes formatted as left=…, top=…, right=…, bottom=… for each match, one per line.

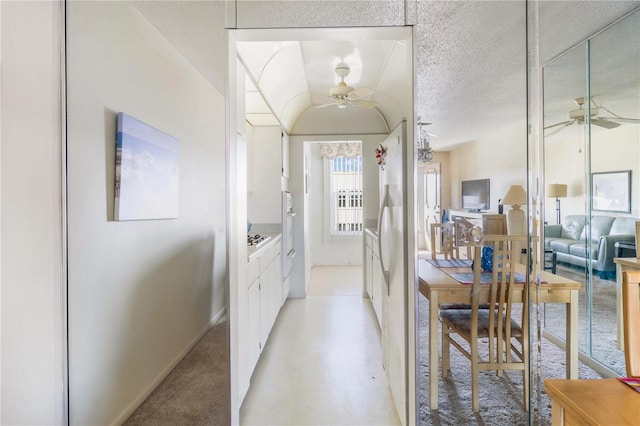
left=240, top=265, right=401, bottom=426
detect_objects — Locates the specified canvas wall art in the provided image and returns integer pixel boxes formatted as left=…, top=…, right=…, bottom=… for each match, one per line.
left=591, top=170, right=631, bottom=214
left=115, top=113, right=180, bottom=220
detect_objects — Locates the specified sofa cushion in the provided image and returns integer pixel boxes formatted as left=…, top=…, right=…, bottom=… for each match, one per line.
left=561, top=215, right=586, bottom=240
left=568, top=241, right=598, bottom=259
left=610, top=217, right=638, bottom=235
left=580, top=216, right=615, bottom=242
left=550, top=239, right=578, bottom=254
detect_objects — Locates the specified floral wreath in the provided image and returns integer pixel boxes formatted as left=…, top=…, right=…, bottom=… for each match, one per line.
left=375, top=144, right=386, bottom=169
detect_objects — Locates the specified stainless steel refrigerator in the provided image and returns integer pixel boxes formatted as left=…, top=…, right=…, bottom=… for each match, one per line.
left=376, top=120, right=413, bottom=423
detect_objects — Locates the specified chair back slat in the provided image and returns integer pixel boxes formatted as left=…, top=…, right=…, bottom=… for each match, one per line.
left=622, top=271, right=640, bottom=377
left=441, top=233, right=532, bottom=412
left=471, top=235, right=529, bottom=367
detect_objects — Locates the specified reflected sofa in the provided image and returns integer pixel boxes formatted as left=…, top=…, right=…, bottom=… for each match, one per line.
left=544, top=214, right=638, bottom=278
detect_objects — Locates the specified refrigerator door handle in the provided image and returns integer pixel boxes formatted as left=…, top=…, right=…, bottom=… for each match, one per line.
left=377, top=184, right=391, bottom=293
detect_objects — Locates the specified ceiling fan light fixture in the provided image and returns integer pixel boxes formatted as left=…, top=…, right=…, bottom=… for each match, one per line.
left=417, top=118, right=434, bottom=163
left=315, top=61, right=378, bottom=110
left=330, top=82, right=354, bottom=98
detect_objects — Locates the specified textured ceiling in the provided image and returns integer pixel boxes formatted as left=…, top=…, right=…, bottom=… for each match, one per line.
left=132, top=0, right=640, bottom=149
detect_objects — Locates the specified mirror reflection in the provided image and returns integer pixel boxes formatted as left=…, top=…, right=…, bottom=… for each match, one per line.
left=543, top=9, right=640, bottom=377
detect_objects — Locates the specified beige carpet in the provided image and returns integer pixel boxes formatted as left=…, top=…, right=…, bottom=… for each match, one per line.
left=124, top=321, right=229, bottom=425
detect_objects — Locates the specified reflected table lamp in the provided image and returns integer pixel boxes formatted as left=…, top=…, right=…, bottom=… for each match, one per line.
left=546, top=183, right=567, bottom=225
left=502, top=184, right=527, bottom=235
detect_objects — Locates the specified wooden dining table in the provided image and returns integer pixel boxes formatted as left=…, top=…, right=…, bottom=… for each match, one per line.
left=545, top=378, right=640, bottom=425
left=418, top=258, right=582, bottom=410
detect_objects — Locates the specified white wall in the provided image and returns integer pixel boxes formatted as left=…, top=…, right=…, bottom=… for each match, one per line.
left=65, top=2, right=226, bottom=424
left=1, top=2, right=65, bottom=424
left=448, top=120, right=528, bottom=215
left=545, top=124, right=640, bottom=220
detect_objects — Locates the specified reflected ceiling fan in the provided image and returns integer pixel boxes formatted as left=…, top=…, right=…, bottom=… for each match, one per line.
left=545, top=97, right=640, bottom=135
left=315, top=63, right=378, bottom=110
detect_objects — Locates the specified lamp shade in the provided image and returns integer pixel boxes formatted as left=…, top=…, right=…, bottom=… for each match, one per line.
left=501, top=185, right=527, bottom=207
left=546, top=183, right=568, bottom=198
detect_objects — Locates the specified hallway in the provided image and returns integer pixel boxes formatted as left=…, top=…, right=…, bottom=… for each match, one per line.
left=240, top=265, right=400, bottom=425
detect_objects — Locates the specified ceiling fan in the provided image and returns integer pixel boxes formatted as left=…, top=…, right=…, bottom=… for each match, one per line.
left=545, top=97, right=640, bottom=135
left=315, top=63, right=378, bottom=110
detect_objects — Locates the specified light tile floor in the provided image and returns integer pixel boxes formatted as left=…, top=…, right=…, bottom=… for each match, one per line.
left=240, top=265, right=400, bottom=426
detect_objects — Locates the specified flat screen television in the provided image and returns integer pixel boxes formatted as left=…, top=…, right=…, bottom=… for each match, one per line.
left=461, top=178, right=490, bottom=212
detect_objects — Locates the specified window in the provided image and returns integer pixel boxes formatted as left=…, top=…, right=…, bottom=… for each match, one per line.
left=326, top=154, right=363, bottom=236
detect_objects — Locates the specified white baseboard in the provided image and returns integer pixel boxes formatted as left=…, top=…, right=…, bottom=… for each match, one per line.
left=112, top=307, right=227, bottom=425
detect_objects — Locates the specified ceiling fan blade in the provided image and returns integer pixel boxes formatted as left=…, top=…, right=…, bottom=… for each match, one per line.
left=544, top=120, right=573, bottom=130
left=544, top=122, right=573, bottom=137
left=591, top=118, right=621, bottom=129
left=350, top=99, right=378, bottom=109
left=597, top=116, right=640, bottom=124
left=349, top=86, right=374, bottom=99
left=315, top=102, right=336, bottom=109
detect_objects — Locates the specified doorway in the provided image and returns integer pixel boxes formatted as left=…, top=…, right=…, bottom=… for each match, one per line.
left=228, top=26, right=416, bottom=424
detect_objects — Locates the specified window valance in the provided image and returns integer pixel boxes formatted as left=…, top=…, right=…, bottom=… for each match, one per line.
left=319, top=142, right=362, bottom=158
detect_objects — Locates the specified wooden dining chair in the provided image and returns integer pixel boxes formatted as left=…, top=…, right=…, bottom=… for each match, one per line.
left=430, top=222, right=458, bottom=260
left=622, top=271, right=640, bottom=377
left=440, top=234, right=530, bottom=413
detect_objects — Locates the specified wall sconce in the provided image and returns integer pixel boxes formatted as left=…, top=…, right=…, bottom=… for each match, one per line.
left=501, top=184, right=527, bottom=235
left=417, top=118, right=433, bottom=163
left=546, top=183, right=567, bottom=225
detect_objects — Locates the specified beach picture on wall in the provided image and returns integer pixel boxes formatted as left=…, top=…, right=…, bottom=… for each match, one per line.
left=114, top=112, right=180, bottom=221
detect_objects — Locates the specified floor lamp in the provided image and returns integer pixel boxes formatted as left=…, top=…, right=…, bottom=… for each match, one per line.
left=502, top=184, right=527, bottom=235
left=546, top=183, right=568, bottom=225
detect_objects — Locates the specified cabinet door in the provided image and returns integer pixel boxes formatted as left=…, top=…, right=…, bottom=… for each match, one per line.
left=372, top=252, right=383, bottom=327
left=366, top=244, right=373, bottom=298
left=268, top=259, right=278, bottom=330
left=259, top=276, right=270, bottom=347
left=274, top=254, right=282, bottom=309
left=248, top=279, right=261, bottom=371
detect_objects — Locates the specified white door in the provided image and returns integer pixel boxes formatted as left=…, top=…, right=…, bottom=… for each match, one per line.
left=377, top=121, right=414, bottom=424
left=424, top=163, right=442, bottom=253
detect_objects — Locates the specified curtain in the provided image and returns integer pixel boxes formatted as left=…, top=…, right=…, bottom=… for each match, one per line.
left=319, top=142, right=362, bottom=158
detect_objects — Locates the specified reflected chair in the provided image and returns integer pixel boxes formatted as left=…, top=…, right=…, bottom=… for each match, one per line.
left=622, top=271, right=640, bottom=377
left=482, top=213, right=507, bottom=235
left=440, top=234, right=530, bottom=413
left=430, top=222, right=458, bottom=260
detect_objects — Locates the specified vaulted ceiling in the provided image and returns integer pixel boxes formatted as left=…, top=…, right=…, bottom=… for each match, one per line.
left=132, top=1, right=640, bottom=150
left=236, top=29, right=412, bottom=135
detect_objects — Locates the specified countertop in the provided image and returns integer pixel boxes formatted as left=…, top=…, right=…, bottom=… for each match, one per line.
left=248, top=232, right=281, bottom=262
left=365, top=227, right=378, bottom=239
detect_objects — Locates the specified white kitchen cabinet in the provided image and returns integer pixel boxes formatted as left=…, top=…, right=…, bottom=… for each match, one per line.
left=372, top=251, right=383, bottom=327
left=247, top=278, right=261, bottom=371
left=245, top=235, right=284, bottom=377
left=366, top=236, right=373, bottom=299
left=365, top=230, right=383, bottom=327
left=247, top=126, right=283, bottom=224
left=259, top=274, right=271, bottom=348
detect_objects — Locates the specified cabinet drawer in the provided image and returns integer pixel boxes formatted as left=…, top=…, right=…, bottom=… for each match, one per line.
left=260, top=246, right=275, bottom=274
left=248, top=259, right=260, bottom=285
left=274, top=237, right=282, bottom=256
